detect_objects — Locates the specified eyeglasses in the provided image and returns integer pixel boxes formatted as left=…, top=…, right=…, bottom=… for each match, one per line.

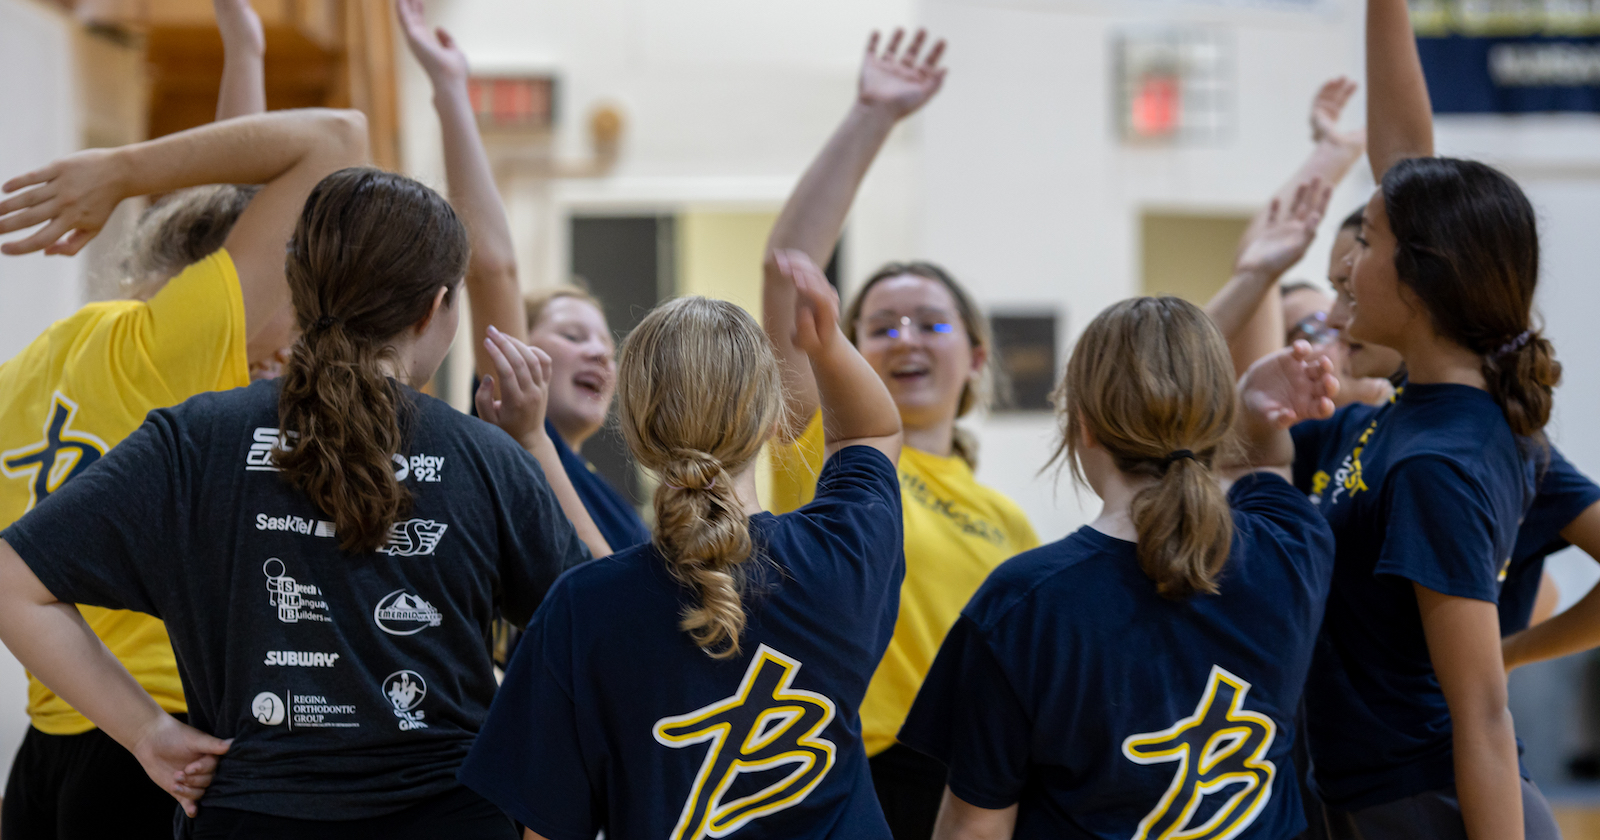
left=1287, top=311, right=1339, bottom=347
left=868, top=315, right=956, bottom=341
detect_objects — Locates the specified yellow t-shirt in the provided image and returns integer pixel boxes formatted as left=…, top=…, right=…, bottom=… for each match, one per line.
left=769, top=414, right=1039, bottom=756
left=0, top=250, right=249, bottom=735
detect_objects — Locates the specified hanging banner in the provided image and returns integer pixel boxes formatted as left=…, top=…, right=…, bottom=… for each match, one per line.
left=1412, top=0, right=1600, bottom=113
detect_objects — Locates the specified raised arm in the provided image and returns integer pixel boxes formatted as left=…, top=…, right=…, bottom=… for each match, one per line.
left=774, top=250, right=901, bottom=463
left=1367, top=0, right=1434, bottom=179
left=1221, top=340, right=1339, bottom=482
left=0, top=108, right=368, bottom=361
left=764, top=29, right=945, bottom=437
left=1206, top=78, right=1357, bottom=375
left=214, top=0, right=266, bottom=120
left=398, top=0, right=523, bottom=377
left=0, top=541, right=231, bottom=817
left=1504, top=501, right=1600, bottom=670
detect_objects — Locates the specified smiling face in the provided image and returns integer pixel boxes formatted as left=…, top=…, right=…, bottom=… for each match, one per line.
left=851, top=274, right=985, bottom=434
left=1345, top=192, right=1422, bottom=355
left=1326, top=225, right=1404, bottom=380
left=527, top=296, right=617, bottom=449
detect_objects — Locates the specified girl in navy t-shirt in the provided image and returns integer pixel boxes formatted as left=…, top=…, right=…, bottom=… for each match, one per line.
left=900, top=296, right=1340, bottom=839
left=460, top=251, right=906, bottom=839
left=1287, top=1, right=1563, bottom=837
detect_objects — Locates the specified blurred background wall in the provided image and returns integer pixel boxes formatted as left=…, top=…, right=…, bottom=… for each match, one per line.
left=1, top=0, right=1599, bottom=824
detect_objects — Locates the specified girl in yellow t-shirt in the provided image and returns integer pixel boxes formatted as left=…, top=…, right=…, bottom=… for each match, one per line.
left=761, top=28, right=1038, bottom=839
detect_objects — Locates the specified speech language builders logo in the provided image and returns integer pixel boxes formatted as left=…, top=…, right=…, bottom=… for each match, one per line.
left=374, top=590, right=444, bottom=636
left=252, top=691, right=285, bottom=726
left=263, top=558, right=332, bottom=623
left=383, top=670, right=429, bottom=731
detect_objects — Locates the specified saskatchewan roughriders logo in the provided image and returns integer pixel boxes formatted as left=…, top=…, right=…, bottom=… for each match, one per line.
left=373, top=590, right=443, bottom=636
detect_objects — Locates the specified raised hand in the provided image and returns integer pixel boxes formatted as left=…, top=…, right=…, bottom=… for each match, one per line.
left=130, top=714, right=232, bottom=817
left=774, top=249, right=843, bottom=357
left=1311, top=77, right=1366, bottom=151
left=475, top=325, right=554, bottom=450
left=1240, top=340, right=1340, bottom=429
left=859, top=28, right=948, bottom=119
left=213, top=0, right=264, bottom=58
left=1235, top=177, right=1333, bottom=282
left=0, top=148, right=125, bottom=257
left=397, top=0, right=469, bottom=86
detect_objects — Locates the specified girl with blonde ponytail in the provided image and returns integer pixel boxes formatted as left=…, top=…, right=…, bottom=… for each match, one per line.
left=463, top=251, right=906, bottom=839
left=902, top=296, right=1341, bottom=840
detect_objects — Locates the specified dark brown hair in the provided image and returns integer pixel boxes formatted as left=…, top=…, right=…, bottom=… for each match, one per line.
left=616, top=297, right=784, bottom=658
left=1047, top=297, right=1238, bottom=599
left=273, top=168, right=469, bottom=553
left=1380, top=157, right=1560, bottom=438
left=842, top=261, right=996, bottom=469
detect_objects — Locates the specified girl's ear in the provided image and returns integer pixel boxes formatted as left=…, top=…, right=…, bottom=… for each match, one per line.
left=969, top=342, right=988, bottom=375
left=415, top=284, right=453, bottom=335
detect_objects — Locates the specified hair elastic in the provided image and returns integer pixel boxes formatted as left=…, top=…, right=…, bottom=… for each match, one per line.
left=664, top=479, right=716, bottom=491
left=1495, top=330, right=1532, bottom=357
left=310, top=315, right=342, bottom=333
left=1162, top=449, right=1197, bottom=466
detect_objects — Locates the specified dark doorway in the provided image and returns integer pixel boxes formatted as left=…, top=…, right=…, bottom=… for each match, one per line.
left=569, top=215, right=676, bottom=507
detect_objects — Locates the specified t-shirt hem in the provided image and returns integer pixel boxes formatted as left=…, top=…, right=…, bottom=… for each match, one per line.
left=1372, top=564, right=1499, bottom=603
left=199, top=776, right=462, bottom=822
left=945, top=779, right=1019, bottom=812
left=1316, top=754, right=1456, bottom=811
left=459, top=772, right=591, bottom=840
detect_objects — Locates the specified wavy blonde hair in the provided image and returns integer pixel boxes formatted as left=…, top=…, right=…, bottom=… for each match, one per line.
left=616, top=297, right=785, bottom=658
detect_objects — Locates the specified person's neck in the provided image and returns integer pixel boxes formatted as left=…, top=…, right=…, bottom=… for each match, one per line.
left=1398, top=329, right=1486, bottom=390
left=902, top=414, right=957, bottom=458
left=730, top=464, right=764, bottom=516
left=552, top=418, right=594, bottom=454
left=1087, top=469, right=1159, bottom=543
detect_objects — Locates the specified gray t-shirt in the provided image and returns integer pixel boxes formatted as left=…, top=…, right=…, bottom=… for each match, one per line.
left=3, top=378, right=588, bottom=820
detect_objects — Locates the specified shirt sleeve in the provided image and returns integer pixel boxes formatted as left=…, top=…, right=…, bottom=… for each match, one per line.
left=493, top=434, right=592, bottom=628
left=1289, top=415, right=1338, bottom=495
left=137, top=250, right=251, bottom=397
left=898, top=615, right=1032, bottom=810
left=459, top=582, right=598, bottom=840
left=784, top=445, right=904, bottom=593
left=1514, top=447, right=1600, bottom=562
left=1374, top=456, right=1504, bottom=602
left=0, top=410, right=185, bottom=616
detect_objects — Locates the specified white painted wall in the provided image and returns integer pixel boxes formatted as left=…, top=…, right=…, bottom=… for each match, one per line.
left=0, top=0, right=80, bottom=789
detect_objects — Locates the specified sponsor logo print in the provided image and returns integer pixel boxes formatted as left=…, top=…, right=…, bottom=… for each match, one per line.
left=263, top=558, right=332, bottom=623
left=377, top=519, right=449, bottom=557
left=252, top=691, right=285, bottom=726
left=264, top=651, right=341, bottom=668
left=252, top=690, right=360, bottom=729
left=653, top=645, right=837, bottom=840
left=383, top=670, right=429, bottom=731
left=1, top=392, right=109, bottom=511
left=245, top=427, right=294, bottom=472
left=374, top=590, right=443, bottom=636
left=256, top=513, right=336, bottom=537
left=392, top=453, right=444, bottom=483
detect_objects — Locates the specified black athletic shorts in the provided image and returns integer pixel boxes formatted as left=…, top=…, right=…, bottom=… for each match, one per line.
left=186, top=785, right=517, bottom=840
left=870, top=742, right=948, bottom=840
left=2, top=719, right=182, bottom=840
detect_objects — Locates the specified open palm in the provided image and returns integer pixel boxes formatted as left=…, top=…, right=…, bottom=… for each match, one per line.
left=1311, top=77, right=1366, bottom=150
left=859, top=28, right=948, bottom=118
left=396, top=0, right=469, bottom=85
left=1240, top=341, right=1339, bottom=429
left=1236, top=178, right=1332, bottom=280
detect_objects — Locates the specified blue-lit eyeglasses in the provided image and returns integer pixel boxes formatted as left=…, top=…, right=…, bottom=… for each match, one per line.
left=1287, top=311, right=1339, bottom=347
left=875, top=315, right=955, bottom=340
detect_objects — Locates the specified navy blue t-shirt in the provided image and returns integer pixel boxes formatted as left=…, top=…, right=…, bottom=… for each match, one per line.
left=1498, top=447, right=1600, bottom=635
left=547, top=419, right=650, bottom=552
left=1290, top=383, right=1535, bottom=809
left=898, top=473, right=1334, bottom=840
left=1, top=379, right=588, bottom=819
left=459, top=446, right=904, bottom=840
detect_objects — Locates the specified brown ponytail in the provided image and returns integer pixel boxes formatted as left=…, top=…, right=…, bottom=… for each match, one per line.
left=1380, top=157, right=1560, bottom=438
left=616, top=297, right=785, bottom=658
left=1046, top=297, right=1239, bottom=599
left=273, top=168, right=468, bottom=554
